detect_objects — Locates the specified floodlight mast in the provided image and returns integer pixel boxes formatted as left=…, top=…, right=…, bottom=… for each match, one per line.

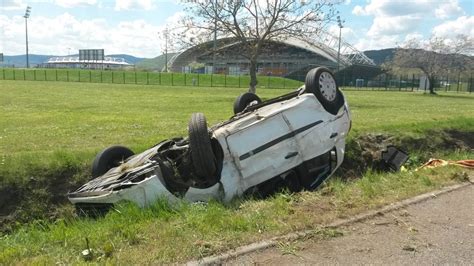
left=336, top=16, right=344, bottom=72
left=24, top=6, right=31, bottom=68
left=163, top=28, right=168, bottom=72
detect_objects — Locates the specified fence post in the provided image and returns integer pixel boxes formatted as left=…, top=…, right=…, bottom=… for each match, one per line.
left=100, top=71, right=103, bottom=83
left=470, top=73, right=473, bottom=93
left=445, top=74, right=448, bottom=92
left=23, top=69, right=26, bottom=80
left=55, top=69, right=58, bottom=81
left=456, top=72, right=460, bottom=92
left=411, top=74, right=414, bottom=91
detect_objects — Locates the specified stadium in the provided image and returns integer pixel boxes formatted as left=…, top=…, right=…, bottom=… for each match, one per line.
left=43, top=56, right=133, bottom=70
left=167, top=30, right=375, bottom=77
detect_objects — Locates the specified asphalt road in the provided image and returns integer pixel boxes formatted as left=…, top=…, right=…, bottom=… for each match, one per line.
left=229, top=184, right=474, bottom=265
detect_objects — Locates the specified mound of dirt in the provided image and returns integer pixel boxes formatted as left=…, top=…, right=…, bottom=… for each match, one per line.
left=338, top=129, right=474, bottom=179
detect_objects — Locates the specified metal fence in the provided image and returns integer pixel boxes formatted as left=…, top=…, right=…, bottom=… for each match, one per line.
left=0, top=68, right=303, bottom=89
left=336, top=72, right=474, bottom=93
left=0, top=68, right=473, bottom=93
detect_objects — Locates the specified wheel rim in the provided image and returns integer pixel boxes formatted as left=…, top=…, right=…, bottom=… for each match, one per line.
left=318, top=72, right=337, bottom=102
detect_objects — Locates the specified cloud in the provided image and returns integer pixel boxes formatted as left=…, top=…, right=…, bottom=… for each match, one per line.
left=367, top=15, right=422, bottom=37
left=434, top=0, right=464, bottom=19
left=351, top=0, right=431, bottom=17
left=54, top=0, right=98, bottom=8
left=0, top=12, right=167, bottom=57
left=0, top=0, right=26, bottom=10
left=351, top=0, right=466, bottom=36
left=114, top=0, right=154, bottom=11
left=353, top=35, right=400, bottom=51
left=432, top=16, right=474, bottom=38
left=351, top=5, right=366, bottom=16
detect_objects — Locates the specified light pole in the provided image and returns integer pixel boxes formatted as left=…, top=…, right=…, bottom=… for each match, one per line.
left=24, top=6, right=31, bottom=68
left=163, top=28, right=168, bottom=72
left=336, top=16, right=344, bottom=72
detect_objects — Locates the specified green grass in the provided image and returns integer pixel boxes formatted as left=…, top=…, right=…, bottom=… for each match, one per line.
left=0, top=79, right=473, bottom=263
left=0, top=166, right=470, bottom=264
left=0, top=68, right=303, bottom=89
left=1, top=80, right=473, bottom=161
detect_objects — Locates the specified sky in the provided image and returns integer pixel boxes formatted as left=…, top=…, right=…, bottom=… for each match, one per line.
left=0, top=0, right=473, bottom=58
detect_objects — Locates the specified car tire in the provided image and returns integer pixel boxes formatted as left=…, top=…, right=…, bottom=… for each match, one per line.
left=305, top=67, right=344, bottom=115
left=233, top=92, right=262, bottom=114
left=188, top=113, right=217, bottom=182
left=91, top=145, right=134, bottom=178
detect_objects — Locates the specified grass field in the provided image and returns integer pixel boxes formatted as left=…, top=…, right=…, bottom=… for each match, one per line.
left=0, top=80, right=473, bottom=264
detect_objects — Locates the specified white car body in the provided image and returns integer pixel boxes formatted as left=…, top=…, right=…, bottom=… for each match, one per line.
left=68, top=92, right=351, bottom=211
left=68, top=68, right=351, bottom=213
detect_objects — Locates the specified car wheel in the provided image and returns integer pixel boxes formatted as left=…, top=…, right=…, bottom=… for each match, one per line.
left=233, top=92, right=262, bottom=114
left=305, top=67, right=344, bottom=115
left=91, top=145, right=134, bottom=178
left=188, top=113, right=217, bottom=182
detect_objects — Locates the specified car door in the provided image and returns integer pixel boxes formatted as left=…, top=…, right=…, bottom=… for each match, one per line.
left=282, top=95, right=333, bottom=161
left=226, top=113, right=302, bottom=188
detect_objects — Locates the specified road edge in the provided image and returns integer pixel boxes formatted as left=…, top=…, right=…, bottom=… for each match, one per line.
left=187, top=180, right=473, bottom=266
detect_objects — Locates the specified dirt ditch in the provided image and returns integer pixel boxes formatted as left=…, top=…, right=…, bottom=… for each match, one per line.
left=0, top=129, right=473, bottom=233
left=338, top=129, right=474, bottom=179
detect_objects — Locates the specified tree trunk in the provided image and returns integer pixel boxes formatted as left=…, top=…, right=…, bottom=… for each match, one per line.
left=428, top=75, right=436, bottom=94
left=248, top=59, right=258, bottom=94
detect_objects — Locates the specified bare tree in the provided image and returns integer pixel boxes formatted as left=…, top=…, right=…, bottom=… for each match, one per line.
left=388, top=35, right=473, bottom=94
left=179, top=0, right=338, bottom=93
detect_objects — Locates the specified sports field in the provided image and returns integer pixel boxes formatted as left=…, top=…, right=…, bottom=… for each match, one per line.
left=0, top=79, right=473, bottom=264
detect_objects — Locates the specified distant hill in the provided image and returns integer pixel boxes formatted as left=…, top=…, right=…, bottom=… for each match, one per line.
left=362, top=48, right=396, bottom=65
left=2, top=54, right=146, bottom=68
left=107, top=54, right=145, bottom=65
left=2, top=54, right=54, bottom=67
left=136, top=53, right=178, bottom=71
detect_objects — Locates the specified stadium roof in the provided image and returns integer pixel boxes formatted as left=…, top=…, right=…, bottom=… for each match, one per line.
left=46, top=56, right=132, bottom=66
left=168, top=30, right=375, bottom=72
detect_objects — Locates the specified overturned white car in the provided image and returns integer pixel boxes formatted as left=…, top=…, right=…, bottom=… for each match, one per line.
left=68, top=67, right=352, bottom=214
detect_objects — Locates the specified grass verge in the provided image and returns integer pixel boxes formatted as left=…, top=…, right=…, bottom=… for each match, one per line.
left=0, top=164, right=471, bottom=264
left=0, top=80, right=473, bottom=263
